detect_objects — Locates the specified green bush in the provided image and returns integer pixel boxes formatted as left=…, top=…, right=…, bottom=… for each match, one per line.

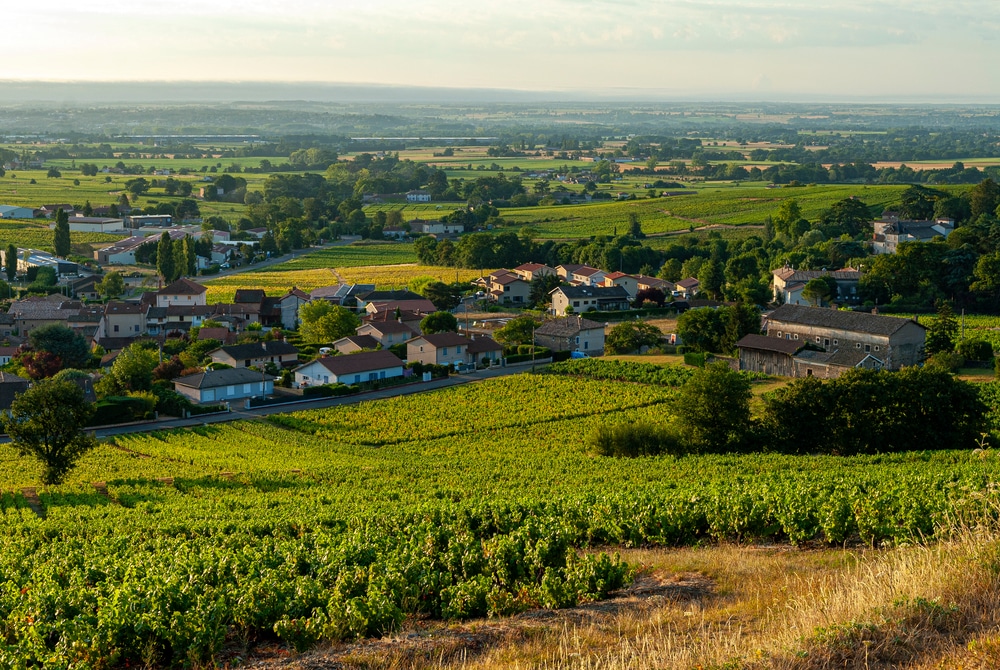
left=683, top=351, right=706, bottom=367
left=589, top=422, right=682, bottom=457
left=957, top=339, right=993, bottom=363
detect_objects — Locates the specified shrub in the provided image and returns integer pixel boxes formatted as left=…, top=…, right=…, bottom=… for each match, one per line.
left=683, top=351, right=706, bottom=367
left=925, top=351, right=965, bottom=372
left=589, top=422, right=682, bottom=457
left=957, top=338, right=993, bottom=363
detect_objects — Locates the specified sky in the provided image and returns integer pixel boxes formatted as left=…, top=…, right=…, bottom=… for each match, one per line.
left=3, top=0, right=999, bottom=101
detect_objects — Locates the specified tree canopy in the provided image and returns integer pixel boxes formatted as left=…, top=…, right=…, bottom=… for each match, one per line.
left=298, top=301, right=360, bottom=344
left=2, top=379, right=97, bottom=485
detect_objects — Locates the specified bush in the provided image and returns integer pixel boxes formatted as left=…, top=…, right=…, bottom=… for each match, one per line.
left=957, top=339, right=993, bottom=363
left=683, top=351, right=706, bottom=367
left=89, top=395, right=155, bottom=425
left=925, top=351, right=965, bottom=372
left=589, top=422, right=682, bottom=457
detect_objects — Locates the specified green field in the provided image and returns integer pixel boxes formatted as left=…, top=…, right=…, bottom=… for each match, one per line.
left=1, top=371, right=999, bottom=666
left=256, top=243, right=417, bottom=272
left=497, top=184, right=923, bottom=239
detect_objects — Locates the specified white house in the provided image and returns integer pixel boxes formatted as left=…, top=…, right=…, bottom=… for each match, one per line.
left=406, top=190, right=432, bottom=203
left=293, top=350, right=405, bottom=387
left=173, top=367, right=275, bottom=404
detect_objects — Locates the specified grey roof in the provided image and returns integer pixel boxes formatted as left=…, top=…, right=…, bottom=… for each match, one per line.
left=213, top=341, right=299, bottom=360
left=737, top=333, right=804, bottom=355
left=356, top=289, right=423, bottom=302
left=410, top=332, right=470, bottom=348
left=302, top=350, right=403, bottom=376
left=173, top=367, right=276, bottom=389
left=535, top=317, right=605, bottom=337
left=794, top=348, right=881, bottom=368
left=157, top=278, right=207, bottom=295
left=767, top=304, right=924, bottom=337
left=466, top=336, right=502, bottom=353
left=552, top=285, right=629, bottom=300
left=334, top=335, right=380, bottom=350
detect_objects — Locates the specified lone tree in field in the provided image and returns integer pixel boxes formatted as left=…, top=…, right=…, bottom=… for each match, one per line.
left=2, top=379, right=97, bottom=485
left=4, top=243, right=16, bottom=282
left=53, top=208, right=71, bottom=258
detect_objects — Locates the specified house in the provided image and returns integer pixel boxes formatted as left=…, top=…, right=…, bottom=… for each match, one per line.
left=331, top=334, right=380, bottom=355
left=406, top=190, right=432, bottom=203
left=406, top=332, right=474, bottom=367
left=570, top=266, right=606, bottom=287
left=0, top=372, right=30, bottom=410
left=771, top=267, right=862, bottom=306
left=98, top=302, right=147, bottom=340
left=549, top=285, right=630, bottom=315
left=69, top=275, right=101, bottom=301
left=364, top=297, right=437, bottom=315
left=356, top=320, right=418, bottom=349
left=465, top=336, right=503, bottom=366
left=736, top=334, right=886, bottom=379
left=310, top=283, right=376, bottom=307
left=512, top=263, right=556, bottom=282
left=872, top=217, right=955, bottom=255
left=196, top=326, right=237, bottom=345
left=0, top=346, right=18, bottom=365
left=487, top=270, right=531, bottom=305
left=37, top=204, right=74, bottom=218
left=155, top=278, right=208, bottom=307
left=8, top=296, right=85, bottom=335
left=408, top=220, right=463, bottom=235
left=382, top=226, right=408, bottom=240
left=278, top=287, right=310, bottom=331
left=674, top=277, right=700, bottom=299
left=354, top=289, right=424, bottom=313
left=208, top=340, right=299, bottom=369
left=362, top=308, right=429, bottom=334
left=635, top=275, right=675, bottom=295
left=293, top=350, right=404, bottom=387
left=763, top=304, right=925, bottom=370
left=601, top=272, right=639, bottom=299
left=126, top=214, right=173, bottom=228
left=173, top=367, right=275, bottom=404
left=534, top=316, right=607, bottom=355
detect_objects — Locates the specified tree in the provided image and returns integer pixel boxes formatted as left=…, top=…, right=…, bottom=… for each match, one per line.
left=29, top=324, right=91, bottom=370
left=801, top=276, right=835, bottom=306
left=2, top=379, right=97, bottom=485
left=53, top=208, right=71, bottom=258
left=924, top=302, right=958, bottom=356
left=676, top=308, right=724, bottom=353
left=5, top=243, right=15, bottom=281
left=96, top=271, right=125, bottom=300
left=675, top=362, right=752, bottom=453
left=494, top=315, right=540, bottom=346
left=419, top=311, right=459, bottom=334
left=969, top=178, right=1000, bottom=221
left=529, top=274, right=562, bottom=308
left=298, top=301, right=360, bottom=343
left=816, top=198, right=872, bottom=238
left=420, top=281, right=462, bottom=311
left=96, top=342, right=158, bottom=396
left=697, top=260, right=724, bottom=299
left=628, top=212, right=645, bottom=239
left=19, top=350, right=63, bottom=379
left=157, top=232, right=175, bottom=281
left=605, top=321, right=662, bottom=354
left=632, top=287, right=666, bottom=308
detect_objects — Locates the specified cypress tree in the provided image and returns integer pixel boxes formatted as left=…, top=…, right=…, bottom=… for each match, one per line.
left=53, top=208, right=71, bottom=258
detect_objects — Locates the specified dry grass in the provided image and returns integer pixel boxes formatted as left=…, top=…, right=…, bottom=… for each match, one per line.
left=253, top=524, right=1000, bottom=670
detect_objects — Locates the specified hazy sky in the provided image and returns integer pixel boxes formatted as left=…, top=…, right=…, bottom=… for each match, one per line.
left=4, top=0, right=998, bottom=100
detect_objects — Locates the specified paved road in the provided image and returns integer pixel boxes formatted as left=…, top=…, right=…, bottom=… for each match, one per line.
left=88, top=362, right=543, bottom=440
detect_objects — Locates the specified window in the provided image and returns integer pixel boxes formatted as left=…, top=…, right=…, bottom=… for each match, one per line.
left=824, top=338, right=830, bottom=347
left=865, top=344, right=871, bottom=353
left=575, top=336, right=580, bottom=344
left=113, top=324, right=119, bottom=332
left=442, top=347, right=448, bottom=355
left=354, top=374, right=360, bottom=383
left=243, top=384, right=251, bottom=394
left=573, top=301, right=580, bottom=307
left=815, top=336, right=821, bottom=343
left=134, top=325, right=139, bottom=332
left=584, top=341, right=588, bottom=350
left=226, top=385, right=235, bottom=396
left=456, top=346, right=462, bottom=353
left=856, top=343, right=862, bottom=349
left=833, top=339, right=838, bottom=346
left=776, top=331, right=782, bottom=337
left=874, top=346, right=880, bottom=352
left=793, top=334, right=799, bottom=340
left=786, top=333, right=791, bottom=340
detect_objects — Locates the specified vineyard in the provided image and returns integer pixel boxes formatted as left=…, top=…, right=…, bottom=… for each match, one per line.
left=1, top=372, right=1000, bottom=667
left=498, top=184, right=930, bottom=239
left=256, top=243, right=417, bottom=272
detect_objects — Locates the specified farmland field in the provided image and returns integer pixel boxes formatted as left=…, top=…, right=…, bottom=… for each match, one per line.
left=497, top=184, right=923, bottom=239
left=1, top=371, right=1000, bottom=667
left=256, top=243, right=417, bottom=272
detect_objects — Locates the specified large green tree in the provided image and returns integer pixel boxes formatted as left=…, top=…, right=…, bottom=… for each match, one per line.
left=298, top=301, right=360, bottom=343
left=420, top=281, right=463, bottom=311
left=2, top=379, right=97, bottom=485
left=494, top=315, right=540, bottom=346
left=53, top=208, right=71, bottom=258
left=156, top=232, right=175, bottom=281
left=96, top=271, right=125, bottom=300
left=5, top=243, right=16, bottom=281
left=29, top=323, right=91, bottom=370
left=924, top=302, right=958, bottom=356
left=419, top=311, right=459, bottom=334
left=675, top=362, right=752, bottom=453
left=96, top=343, right=158, bottom=397
left=605, top=321, right=662, bottom=354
